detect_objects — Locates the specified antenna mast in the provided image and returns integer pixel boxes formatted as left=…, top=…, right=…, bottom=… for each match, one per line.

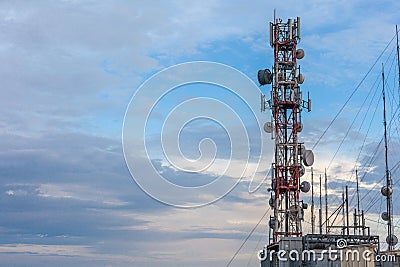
left=324, top=169, right=328, bottom=233
left=319, top=174, right=322, bottom=234
left=396, top=25, right=400, bottom=93
left=311, top=167, right=315, bottom=234
left=381, top=64, right=397, bottom=250
left=259, top=15, right=312, bottom=242
left=356, top=169, right=361, bottom=235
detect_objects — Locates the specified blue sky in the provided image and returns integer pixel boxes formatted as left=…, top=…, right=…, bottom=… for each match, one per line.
left=1, top=1, right=400, bottom=266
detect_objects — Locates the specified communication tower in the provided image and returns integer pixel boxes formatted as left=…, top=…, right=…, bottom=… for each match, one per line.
left=259, top=16, right=313, bottom=243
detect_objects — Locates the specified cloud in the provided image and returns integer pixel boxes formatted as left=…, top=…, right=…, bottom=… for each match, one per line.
left=0, top=126, right=271, bottom=266
left=1, top=0, right=400, bottom=265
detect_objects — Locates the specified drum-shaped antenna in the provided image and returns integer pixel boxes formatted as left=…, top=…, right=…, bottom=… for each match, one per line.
left=303, top=150, right=314, bottom=166
left=386, top=235, right=398, bottom=246
left=264, top=122, right=273, bottom=133
left=381, top=186, right=393, bottom=197
left=296, top=49, right=305, bottom=59
left=269, top=197, right=275, bottom=208
left=257, top=69, right=272, bottom=85
left=381, top=212, right=389, bottom=221
left=269, top=217, right=280, bottom=228
left=297, top=122, right=303, bottom=132
left=300, top=181, right=310, bottom=193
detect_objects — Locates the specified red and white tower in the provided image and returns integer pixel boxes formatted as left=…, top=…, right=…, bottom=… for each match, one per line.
left=259, top=16, right=313, bottom=243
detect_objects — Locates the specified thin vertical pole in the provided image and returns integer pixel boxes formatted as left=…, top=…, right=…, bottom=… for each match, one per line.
left=362, top=210, right=365, bottom=236
left=311, top=167, right=315, bottom=234
left=396, top=25, right=400, bottom=94
left=346, top=186, right=349, bottom=236
left=354, top=209, right=357, bottom=235
left=342, top=190, right=345, bottom=235
left=325, top=169, right=328, bottom=233
left=319, top=174, right=322, bottom=235
left=356, top=169, right=360, bottom=235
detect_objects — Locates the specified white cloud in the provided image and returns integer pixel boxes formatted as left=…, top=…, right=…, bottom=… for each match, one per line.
left=37, top=183, right=129, bottom=207
left=0, top=244, right=94, bottom=257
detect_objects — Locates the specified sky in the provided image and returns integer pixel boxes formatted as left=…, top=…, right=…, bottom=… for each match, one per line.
left=1, top=0, right=400, bottom=266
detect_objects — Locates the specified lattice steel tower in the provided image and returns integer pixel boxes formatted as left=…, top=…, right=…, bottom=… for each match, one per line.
left=259, top=16, right=313, bottom=243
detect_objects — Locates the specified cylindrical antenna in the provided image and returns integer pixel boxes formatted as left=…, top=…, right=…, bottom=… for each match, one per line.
left=297, top=17, right=301, bottom=40
left=269, top=22, right=274, bottom=47
left=269, top=215, right=273, bottom=244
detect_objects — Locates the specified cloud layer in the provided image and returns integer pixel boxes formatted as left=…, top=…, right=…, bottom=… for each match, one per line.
left=1, top=0, right=400, bottom=266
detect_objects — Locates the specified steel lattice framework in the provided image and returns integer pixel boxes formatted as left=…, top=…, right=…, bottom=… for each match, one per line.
left=272, top=17, right=302, bottom=242
left=260, top=17, right=312, bottom=243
